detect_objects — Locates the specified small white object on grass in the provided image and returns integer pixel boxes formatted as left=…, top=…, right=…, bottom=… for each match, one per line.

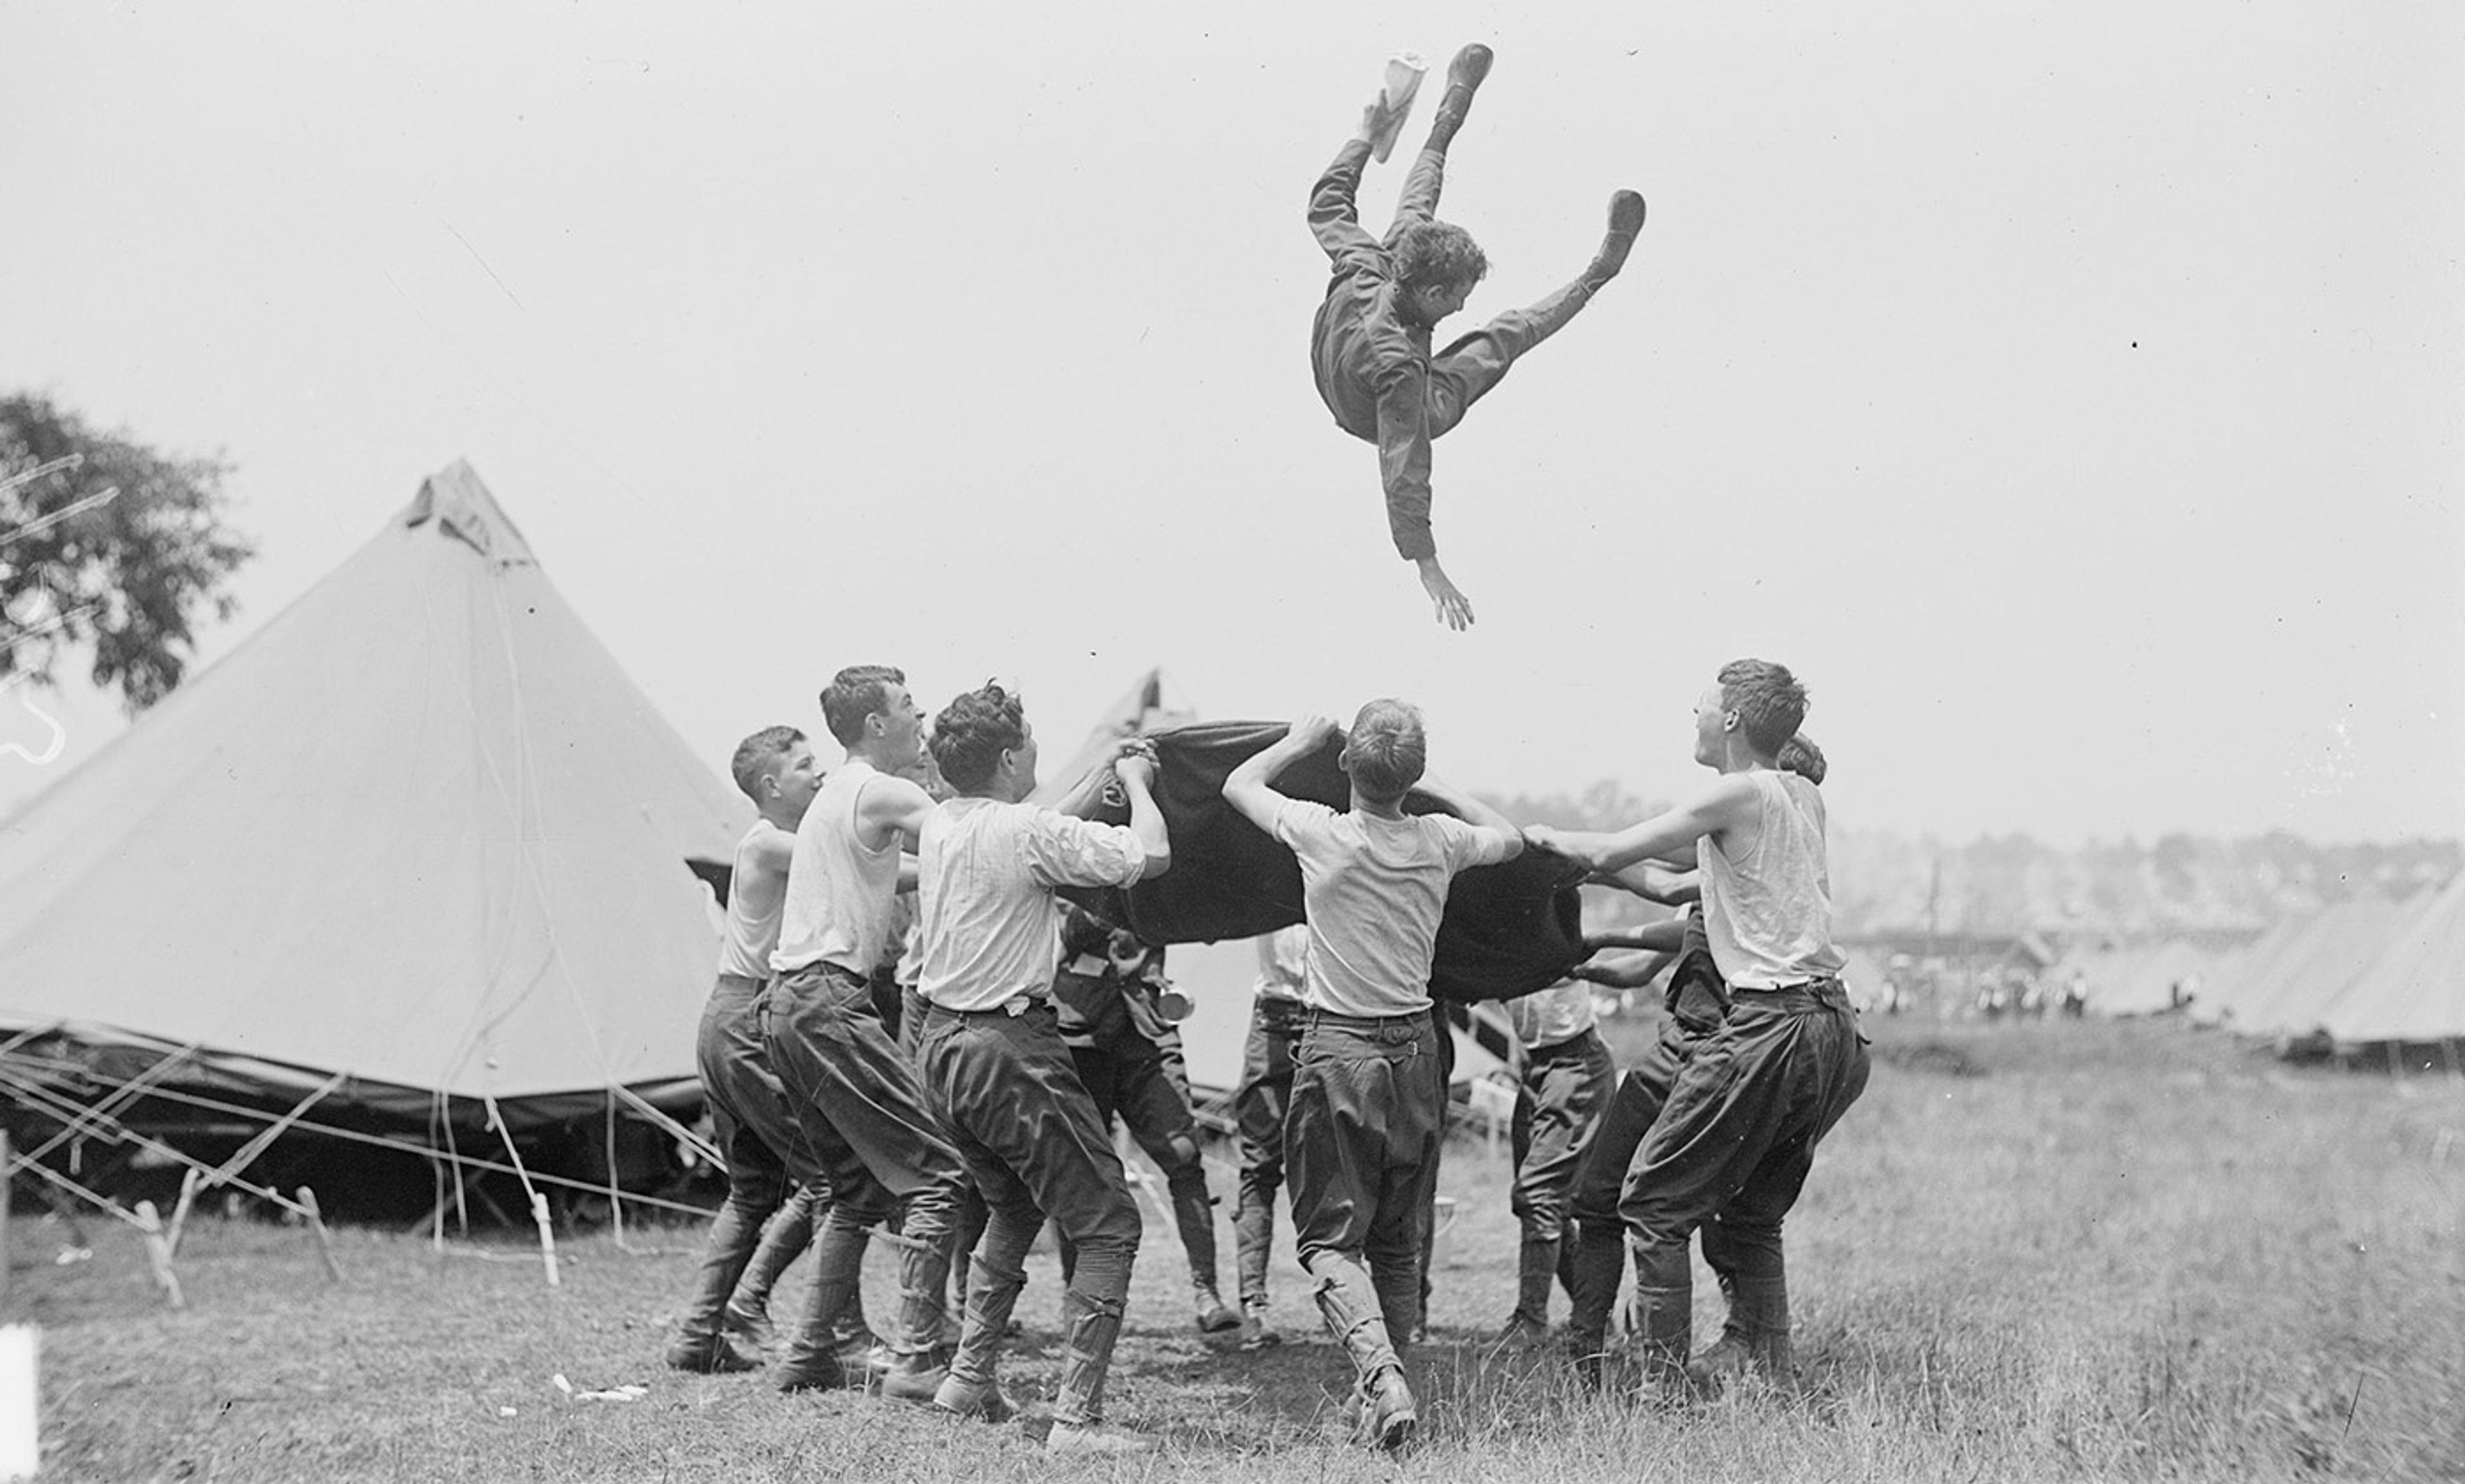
left=0, top=1325, right=37, bottom=1482
left=551, top=1374, right=646, bottom=1402
left=575, top=1385, right=648, bottom=1402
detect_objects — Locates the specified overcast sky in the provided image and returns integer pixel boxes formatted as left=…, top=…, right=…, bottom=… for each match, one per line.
left=3, top=1, right=2459, bottom=847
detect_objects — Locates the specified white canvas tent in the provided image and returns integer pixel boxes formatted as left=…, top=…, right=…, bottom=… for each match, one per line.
left=2319, top=876, right=2465, bottom=1047
left=2224, top=895, right=2428, bottom=1038
left=0, top=463, right=749, bottom=1233
left=2097, top=938, right=2211, bottom=1017
left=2188, top=917, right=2305, bottom=1027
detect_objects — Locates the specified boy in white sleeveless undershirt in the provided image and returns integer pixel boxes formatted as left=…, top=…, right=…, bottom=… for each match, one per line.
left=666, top=727, right=831, bottom=1374
left=765, top=666, right=971, bottom=1401
left=1527, top=662, right=1869, bottom=1399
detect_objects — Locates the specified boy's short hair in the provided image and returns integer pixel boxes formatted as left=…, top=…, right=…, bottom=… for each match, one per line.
left=1777, top=731, right=1827, bottom=786
left=930, top=681, right=1026, bottom=791
left=1340, top=698, right=1427, bottom=806
left=729, top=725, right=805, bottom=802
left=819, top=665, right=906, bottom=747
left=1392, top=220, right=1488, bottom=295
left=1717, top=659, right=1809, bottom=757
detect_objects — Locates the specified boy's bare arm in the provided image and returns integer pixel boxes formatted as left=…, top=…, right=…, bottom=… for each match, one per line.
left=1584, top=919, right=1687, bottom=954
left=743, top=827, right=797, bottom=878
left=1526, top=775, right=1752, bottom=874
left=1573, top=948, right=1676, bottom=990
left=1414, top=773, right=1524, bottom=860
left=1112, top=752, right=1172, bottom=877
left=1591, top=863, right=1700, bottom=905
left=857, top=773, right=939, bottom=850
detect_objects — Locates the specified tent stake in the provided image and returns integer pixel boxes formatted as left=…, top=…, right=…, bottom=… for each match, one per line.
left=603, top=1090, right=630, bottom=1254
left=165, top=1168, right=203, bottom=1261
left=530, top=1193, right=560, bottom=1288
left=133, top=1200, right=184, bottom=1309
left=297, top=1187, right=342, bottom=1282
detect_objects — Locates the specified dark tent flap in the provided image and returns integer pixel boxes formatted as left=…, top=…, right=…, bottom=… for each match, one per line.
left=1057, top=720, right=1587, bottom=1003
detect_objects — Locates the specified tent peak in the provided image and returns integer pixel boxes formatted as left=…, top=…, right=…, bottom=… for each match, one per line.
left=403, top=460, right=536, bottom=566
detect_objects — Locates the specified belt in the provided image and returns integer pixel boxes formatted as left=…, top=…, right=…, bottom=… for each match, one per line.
left=1738, top=973, right=1844, bottom=995
left=1302, top=1007, right=1430, bottom=1029
left=924, top=995, right=1052, bottom=1022
left=773, top=959, right=869, bottom=988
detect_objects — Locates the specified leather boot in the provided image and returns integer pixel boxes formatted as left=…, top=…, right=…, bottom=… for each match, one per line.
left=1050, top=1276, right=1157, bottom=1450
left=1425, top=42, right=1494, bottom=151
left=1497, top=1234, right=1559, bottom=1344
left=1368, top=1254, right=1424, bottom=1359
left=881, top=1238, right=955, bottom=1404
left=1047, top=1254, right=1168, bottom=1450
left=1584, top=191, right=1647, bottom=291
left=1688, top=1275, right=1794, bottom=1391
left=1194, top=1284, right=1241, bottom=1336
left=930, top=1371, right=1018, bottom=1424
left=1351, top=1366, right=1419, bottom=1452
left=1310, top=1255, right=1417, bottom=1450
left=1562, top=1219, right=1625, bottom=1387
left=664, top=1198, right=765, bottom=1374
left=1168, top=1162, right=1240, bottom=1334
left=1630, top=1283, right=1696, bottom=1404
left=773, top=1223, right=878, bottom=1392
left=943, top=1246, right=1027, bottom=1397
left=1238, top=1297, right=1281, bottom=1351
left=722, top=1187, right=821, bottom=1356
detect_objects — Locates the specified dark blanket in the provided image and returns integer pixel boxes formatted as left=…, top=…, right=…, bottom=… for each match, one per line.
left=1057, top=720, right=1587, bottom=1005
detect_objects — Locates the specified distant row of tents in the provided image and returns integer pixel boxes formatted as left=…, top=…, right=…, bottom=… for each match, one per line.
left=2050, top=883, right=2465, bottom=1049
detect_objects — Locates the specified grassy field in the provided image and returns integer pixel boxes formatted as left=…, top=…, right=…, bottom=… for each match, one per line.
left=10, top=1015, right=2464, bottom=1482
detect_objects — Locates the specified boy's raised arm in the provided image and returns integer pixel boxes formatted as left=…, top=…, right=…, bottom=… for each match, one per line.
left=1112, top=751, right=1172, bottom=878
left=1222, top=716, right=1336, bottom=834
left=1413, top=772, right=1523, bottom=861
left=1054, top=738, right=1146, bottom=822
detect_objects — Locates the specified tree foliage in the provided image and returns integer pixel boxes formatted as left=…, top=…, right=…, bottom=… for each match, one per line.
left=0, top=394, right=253, bottom=712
